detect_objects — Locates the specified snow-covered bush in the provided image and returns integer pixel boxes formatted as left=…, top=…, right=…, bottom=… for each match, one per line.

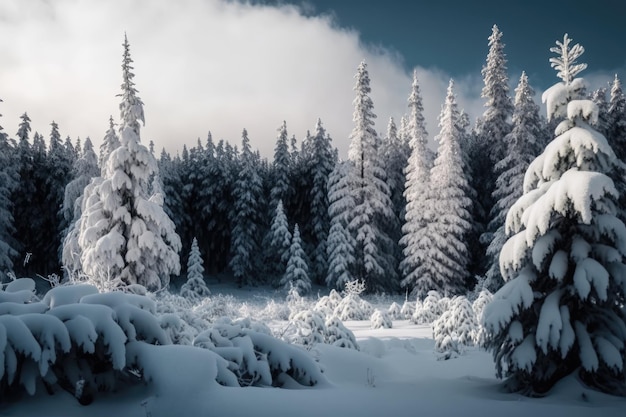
left=333, top=294, right=367, bottom=321
left=387, top=302, right=402, bottom=320
left=401, top=299, right=417, bottom=319
left=433, top=296, right=477, bottom=359
left=284, top=310, right=327, bottom=347
left=324, top=315, right=359, bottom=350
left=412, top=290, right=442, bottom=324
left=472, top=289, right=493, bottom=346
left=193, top=317, right=327, bottom=388
left=370, top=309, right=393, bottom=329
left=313, top=289, right=342, bottom=318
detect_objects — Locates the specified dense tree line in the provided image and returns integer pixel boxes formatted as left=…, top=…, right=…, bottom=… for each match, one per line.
left=0, top=29, right=624, bottom=302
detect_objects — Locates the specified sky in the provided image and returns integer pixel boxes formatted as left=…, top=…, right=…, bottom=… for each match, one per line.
left=0, top=0, right=624, bottom=158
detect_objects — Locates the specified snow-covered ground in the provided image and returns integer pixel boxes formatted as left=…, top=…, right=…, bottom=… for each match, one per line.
left=1, top=283, right=625, bottom=417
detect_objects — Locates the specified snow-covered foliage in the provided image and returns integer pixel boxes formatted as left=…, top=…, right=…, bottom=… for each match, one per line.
left=180, top=237, right=210, bottom=300
left=280, top=224, right=311, bottom=295
left=412, top=290, right=442, bottom=324
left=409, top=81, right=473, bottom=298
left=387, top=302, right=402, bottom=320
left=370, top=309, right=393, bottom=329
left=433, top=296, right=478, bottom=359
left=0, top=113, right=18, bottom=282
left=324, top=315, right=359, bottom=350
left=73, top=36, right=181, bottom=291
left=484, top=72, right=542, bottom=291
left=483, top=35, right=626, bottom=396
left=313, top=289, right=342, bottom=318
left=284, top=310, right=327, bottom=347
left=333, top=293, right=368, bottom=321
left=401, top=299, right=417, bottom=319
left=263, top=200, right=292, bottom=282
left=345, top=61, right=398, bottom=293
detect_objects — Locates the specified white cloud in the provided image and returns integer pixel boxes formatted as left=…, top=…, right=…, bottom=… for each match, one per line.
left=0, top=0, right=559, bottom=159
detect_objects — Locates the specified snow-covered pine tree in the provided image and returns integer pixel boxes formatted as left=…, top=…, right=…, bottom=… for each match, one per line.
left=308, top=119, right=336, bottom=285
left=483, top=34, right=626, bottom=396
left=270, top=121, right=292, bottom=212
left=412, top=81, right=472, bottom=298
left=77, top=35, right=181, bottom=291
left=326, top=161, right=356, bottom=291
left=400, top=71, right=432, bottom=294
left=60, top=138, right=100, bottom=277
left=180, top=237, right=210, bottom=299
left=0, top=103, right=19, bottom=282
left=280, top=224, right=311, bottom=295
left=381, top=117, right=409, bottom=265
left=99, top=116, right=120, bottom=174
left=229, top=129, right=264, bottom=287
left=484, top=72, right=542, bottom=291
left=263, top=200, right=292, bottom=282
left=589, top=88, right=609, bottom=137
left=346, top=61, right=398, bottom=293
left=608, top=75, right=626, bottom=162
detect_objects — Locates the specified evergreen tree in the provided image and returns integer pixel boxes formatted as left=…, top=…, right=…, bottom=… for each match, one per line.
left=99, top=116, right=120, bottom=174
left=308, top=118, right=337, bottom=285
left=180, top=237, right=210, bottom=299
left=61, top=138, right=100, bottom=276
left=346, top=61, right=398, bottom=293
left=400, top=71, right=432, bottom=293
left=484, top=72, right=542, bottom=291
left=263, top=200, right=292, bottom=282
left=280, top=224, right=311, bottom=295
left=589, top=88, right=609, bottom=136
left=229, top=129, right=264, bottom=287
left=413, top=81, right=473, bottom=298
left=480, top=24, right=514, bottom=164
left=77, top=35, right=181, bottom=291
left=0, top=102, right=18, bottom=281
left=608, top=74, right=626, bottom=161
left=326, top=161, right=356, bottom=290
left=483, top=34, right=626, bottom=396
left=270, top=121, right=292, bottom=212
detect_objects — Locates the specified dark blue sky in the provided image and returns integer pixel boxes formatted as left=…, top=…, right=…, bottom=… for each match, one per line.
left=265, top=0, right=626, bottom=90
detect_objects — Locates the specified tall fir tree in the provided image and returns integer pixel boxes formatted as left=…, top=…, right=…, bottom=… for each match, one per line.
left=76, top=35, right=181, bottom=291
left=270, top=121, right=292, bottom=212
left=400, top=71, right=432, bottom=292
left=589, top=88, right=609, bottom=136
left=346, top=61, right=398, bottom=293
left=412, top=81, right=473, bottom=298
left=483, top=34, right=626, bottom=396
left=229, top=129, right=264, bottom=287
left=484, top=72, right=542, bottom=291
left=608, top=74, right=626, bottom=161
left=308, top=118, right=337, bottom=285
left=262, top=199, right=292, bottom=283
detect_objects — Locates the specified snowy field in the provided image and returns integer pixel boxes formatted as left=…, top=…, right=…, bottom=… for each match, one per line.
left=1, top=282, right=625, bottom=417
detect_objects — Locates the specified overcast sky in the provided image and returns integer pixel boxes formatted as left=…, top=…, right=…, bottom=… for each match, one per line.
left=0, top=0, right=623, bottom=159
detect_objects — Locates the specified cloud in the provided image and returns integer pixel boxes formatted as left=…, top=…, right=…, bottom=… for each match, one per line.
left=0, top=0, right=577, bottom=160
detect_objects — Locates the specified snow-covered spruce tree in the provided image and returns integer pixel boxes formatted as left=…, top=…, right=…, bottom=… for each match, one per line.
left=262, top=199, right=292, bottom=283
left=346, top=61, right=398, bottom=293
left=483, top=34, right=626, bottom=396
left=589, top=88, right=609, bottom=137
left=484, top=72, right=542, bottom=292
left=229, top=129, right=264, bottom=287
left=411, top=81, right=473, bottom=298
left=400, top=70, right=432, bottom=294
left=326, top=161, right=356, bottom=290
left=61, top=138, right=100, bottom=277
left=270, top=121, right=292, bottom=213
left=99, top=116, right=120, bottom=175
left=0, top=105, right=18, bottom=282
left=608, top=75, right=626, bottom=161
left=180, top=237, right=210, bottom=299
left=308, top=118, right=337, bottom=285
left=77, top=35, right=181, bottom=291
left=280, top=224, right=311, bottom=295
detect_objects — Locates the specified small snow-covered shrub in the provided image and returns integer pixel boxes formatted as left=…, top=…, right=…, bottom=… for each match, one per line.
left=370, top=310, right=393, bottom=329
left=401, top=299, right=416, bottom=319
left=432, top=296, right=478, bottom=359
left=472, top=289, right=493, bottom=346
left=259, top=299, right=291, bottom=321
left=285, top=310, right=327, bottom=347
left=342, top=279, right=366, bottom=297
left=179, top=237, right=211, bottom=300
left=325, top=316, right=359, bottom=350
left=412, top=291, right=443, bottom=324
left=388, top=302, right=402, bottom=320
left=313, top=289, right=342, bottom=317
left=333, top=294, right=367, bottom=321
left=193, top=317, right=326, bottom=388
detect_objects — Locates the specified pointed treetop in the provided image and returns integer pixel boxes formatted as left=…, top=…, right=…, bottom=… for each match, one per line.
left=549, top=34, right=587, bottom=85
left=118, top=34, right=145, bottom=138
